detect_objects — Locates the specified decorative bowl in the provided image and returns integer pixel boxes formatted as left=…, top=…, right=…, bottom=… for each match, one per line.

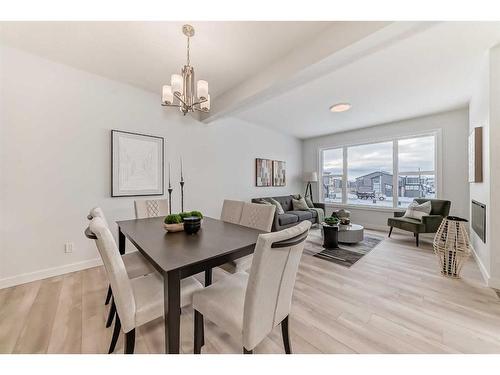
left=183, top=216, right=202, bottom=235
left=163, top=223, right=184, bottom=233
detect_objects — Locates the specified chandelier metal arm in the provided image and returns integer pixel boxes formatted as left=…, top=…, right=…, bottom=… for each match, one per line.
left=161, top=103, right=182, bottom=108
left=174, top=92, right=188, bottom=107
left=191, top=98, right=208, bottom=107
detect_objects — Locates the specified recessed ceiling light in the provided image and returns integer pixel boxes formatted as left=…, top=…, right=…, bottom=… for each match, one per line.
left=329, top=103, right=351, bottom=112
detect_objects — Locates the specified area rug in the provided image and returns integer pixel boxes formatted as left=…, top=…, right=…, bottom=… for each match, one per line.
left=304, top=227, right=383, bottom=268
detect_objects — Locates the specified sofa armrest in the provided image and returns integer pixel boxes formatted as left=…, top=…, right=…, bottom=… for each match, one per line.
left=313, top=202, right=325, bottom=210
left=394, top=211, right=405, bottom=218
left=422, top=215, right=444, bottom=232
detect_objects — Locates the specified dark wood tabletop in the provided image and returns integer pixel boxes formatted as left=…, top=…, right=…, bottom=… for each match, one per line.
left=115, top=216, right=265, bottom=354
left=116, top=216, right=265, bottom=274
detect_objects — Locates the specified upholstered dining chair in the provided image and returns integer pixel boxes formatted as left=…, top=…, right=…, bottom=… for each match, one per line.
left=192, top=220, right=311, bottom=354
left=87, top=217, right=203, bottom=354
left=220, top=199, right=245, bottom=224
left=134, top=199, right=169, bottom=219
left=87, top=207, right=155, bottom=329
left=220, top=201, right=276, bottom=273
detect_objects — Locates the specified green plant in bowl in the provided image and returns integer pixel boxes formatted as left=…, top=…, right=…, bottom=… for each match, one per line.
left=189, top=210, right=203, bottom=219
left=179, top=212, right=192, bottom=220
left=324, top=216, right=339, bottom=226
left=164, top=214, right=182, bottom=224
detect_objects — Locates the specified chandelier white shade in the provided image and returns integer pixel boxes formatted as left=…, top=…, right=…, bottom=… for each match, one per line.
left=161, top=24, right=210, bottom=115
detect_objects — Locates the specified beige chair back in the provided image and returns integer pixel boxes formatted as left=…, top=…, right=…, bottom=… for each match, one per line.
left=220, top=199, right=245, bottom=224
left=134, top=199, right=168, bottom=219
left=88, top=217, right=136, bottom=333
left=88, top=206, right=109, bottom=227
left=242, top=220, right=311, bottom=350
left=239, top=202, right=275, bottom=232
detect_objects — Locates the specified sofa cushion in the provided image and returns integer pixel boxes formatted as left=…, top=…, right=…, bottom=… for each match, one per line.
left=278, top=213, right=299, bottom=226
left=287, top=210, right=313, bottom=221
left=292, top=197, right=310, bottom=211
left=309, top=209, right=318, bottom=218
left=388, top=217, right=425, bottom=232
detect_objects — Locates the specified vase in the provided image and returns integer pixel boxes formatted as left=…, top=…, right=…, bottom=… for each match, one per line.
left=183, top=217, right=202, bottom=235
left=433, top=216, right=471, bottom=278
left=163, top=223, right=184, bottom=233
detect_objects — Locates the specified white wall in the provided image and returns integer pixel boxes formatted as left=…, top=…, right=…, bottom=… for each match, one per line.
left=0, top=46, right=302, bottom=287
left=469, top=51, right=491, bottom=281
left=469, top=44, right=500, bottom=288
left=302, top=108, right=470, bottom=231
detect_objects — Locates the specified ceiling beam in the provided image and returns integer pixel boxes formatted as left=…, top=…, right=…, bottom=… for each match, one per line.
left=201, top=21, right=439, bottom=123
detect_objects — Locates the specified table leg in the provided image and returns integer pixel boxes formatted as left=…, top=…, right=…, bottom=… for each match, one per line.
left=164, top=270, right=181, bottom=354
left=118, top=228, right=126, bottom=255
left=205, top=268, right=212, bottom=287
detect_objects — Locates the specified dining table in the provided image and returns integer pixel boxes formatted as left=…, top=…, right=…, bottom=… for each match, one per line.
left=116, top=216, right=265, bottom=354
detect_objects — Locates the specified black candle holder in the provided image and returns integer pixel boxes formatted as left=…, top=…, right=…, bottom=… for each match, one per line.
left=167, top=187, right=173, bottom=214
left=180, top=179, right=185, bottom=212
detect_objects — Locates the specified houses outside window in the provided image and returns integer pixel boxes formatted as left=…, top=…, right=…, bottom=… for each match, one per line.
left=320, top=133, right=437, bottom=209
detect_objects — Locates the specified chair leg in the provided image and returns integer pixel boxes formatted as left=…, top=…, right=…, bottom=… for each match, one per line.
left=281, top=315, right=292, bottom=354
left=105, top=285, right=112, bottom=305
left=388, top=227, right=393, bottom=238
left=243, top=348, right=253, bottom=354
left=415, top=233, right=419, bottom=247
left=194, top=310, right=204, bottom=354
left=105, top=299, right=116, bottom=328
left=108, top=314, right=121, bottom=354
left=124, top=329, right=135, bottom=354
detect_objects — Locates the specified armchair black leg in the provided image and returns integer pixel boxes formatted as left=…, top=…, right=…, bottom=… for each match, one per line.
left=415, top=233, right=419, bottom=247
left=106, top=299, right=116, bottom=328
left=243, top=348, right=253, bottom=354
left=193, top=310, right=204, bottom=354
left=388, top=227, right=393, bottom=238
left=108, top=314, right=121, bottom=354
left=105, top=285, right=112, bottom=305
left=125, top=329, right=135, bottom=354
left=281, top=315, right=292, bottom=354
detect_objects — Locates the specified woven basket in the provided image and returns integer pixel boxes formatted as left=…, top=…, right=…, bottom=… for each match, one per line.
left=433, top=216, right=471, bottom=278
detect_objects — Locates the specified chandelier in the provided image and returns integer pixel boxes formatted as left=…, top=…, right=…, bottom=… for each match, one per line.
left=161, top=24, right=210, bottom=115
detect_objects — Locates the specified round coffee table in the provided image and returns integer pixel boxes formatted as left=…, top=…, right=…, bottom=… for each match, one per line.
left=321, top=223, right=339, bottom=249
left=338, top=224, right=364, bottom=244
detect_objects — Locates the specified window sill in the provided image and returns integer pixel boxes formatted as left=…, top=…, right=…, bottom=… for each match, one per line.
left=323, top=203, right=406, bottom=213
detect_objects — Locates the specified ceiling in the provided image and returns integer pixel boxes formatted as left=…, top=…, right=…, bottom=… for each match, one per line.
left=2, top=21, right=500, bottom=139
left=0, top=21, right=331, bottom=97
left=235, top=22, right=500, bottom=138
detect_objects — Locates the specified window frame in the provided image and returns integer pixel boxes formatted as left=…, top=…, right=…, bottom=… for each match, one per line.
left=318, top=129, right=441, bottom=211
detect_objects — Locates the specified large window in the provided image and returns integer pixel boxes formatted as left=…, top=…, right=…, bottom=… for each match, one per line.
left=321, top=133, right=437, bottom=208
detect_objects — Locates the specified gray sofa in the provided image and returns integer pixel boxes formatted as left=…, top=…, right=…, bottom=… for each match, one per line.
left=252, top=195, right=325, bottom=232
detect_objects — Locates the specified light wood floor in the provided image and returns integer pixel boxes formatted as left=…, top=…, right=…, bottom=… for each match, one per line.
left=2, top=229, right=500, bottom=354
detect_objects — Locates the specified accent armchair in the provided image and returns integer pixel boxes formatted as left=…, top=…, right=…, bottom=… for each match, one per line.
left=387, top=198, right=451, bottom=247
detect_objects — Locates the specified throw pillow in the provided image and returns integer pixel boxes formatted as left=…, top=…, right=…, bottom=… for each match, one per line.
left=403, top=200, right=432, bottom=220
left=268, top=198, right=285, bottom=215
left=305, top=196, right=314, bottom=208
left=292, top=197, right=310, bottom=211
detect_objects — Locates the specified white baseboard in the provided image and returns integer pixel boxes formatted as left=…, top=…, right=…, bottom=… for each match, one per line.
left=0, top=257, right=103, bottom=289
left=470, top=245, right=490, bottom=287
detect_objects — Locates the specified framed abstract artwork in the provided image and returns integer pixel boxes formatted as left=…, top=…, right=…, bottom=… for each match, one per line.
left=255, top=158, right=273, bottom=187
left=273, top=160, right=286, bottom=186
left=111, top=130, right=164, bottom=197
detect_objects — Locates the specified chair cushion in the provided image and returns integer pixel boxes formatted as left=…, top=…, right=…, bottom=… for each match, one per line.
left=192, top=272, right=249, bottom=341
left=219, top=255, right=253, bottom=274
left=287, top=210, right=313, bottom=221
left=133, top=273, right=203, bottom=329
left=278, top=213, right=299, bottom=226
left=123, top=251, right=156, bottom=279
left=387, top=217, right=425, bottom=232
